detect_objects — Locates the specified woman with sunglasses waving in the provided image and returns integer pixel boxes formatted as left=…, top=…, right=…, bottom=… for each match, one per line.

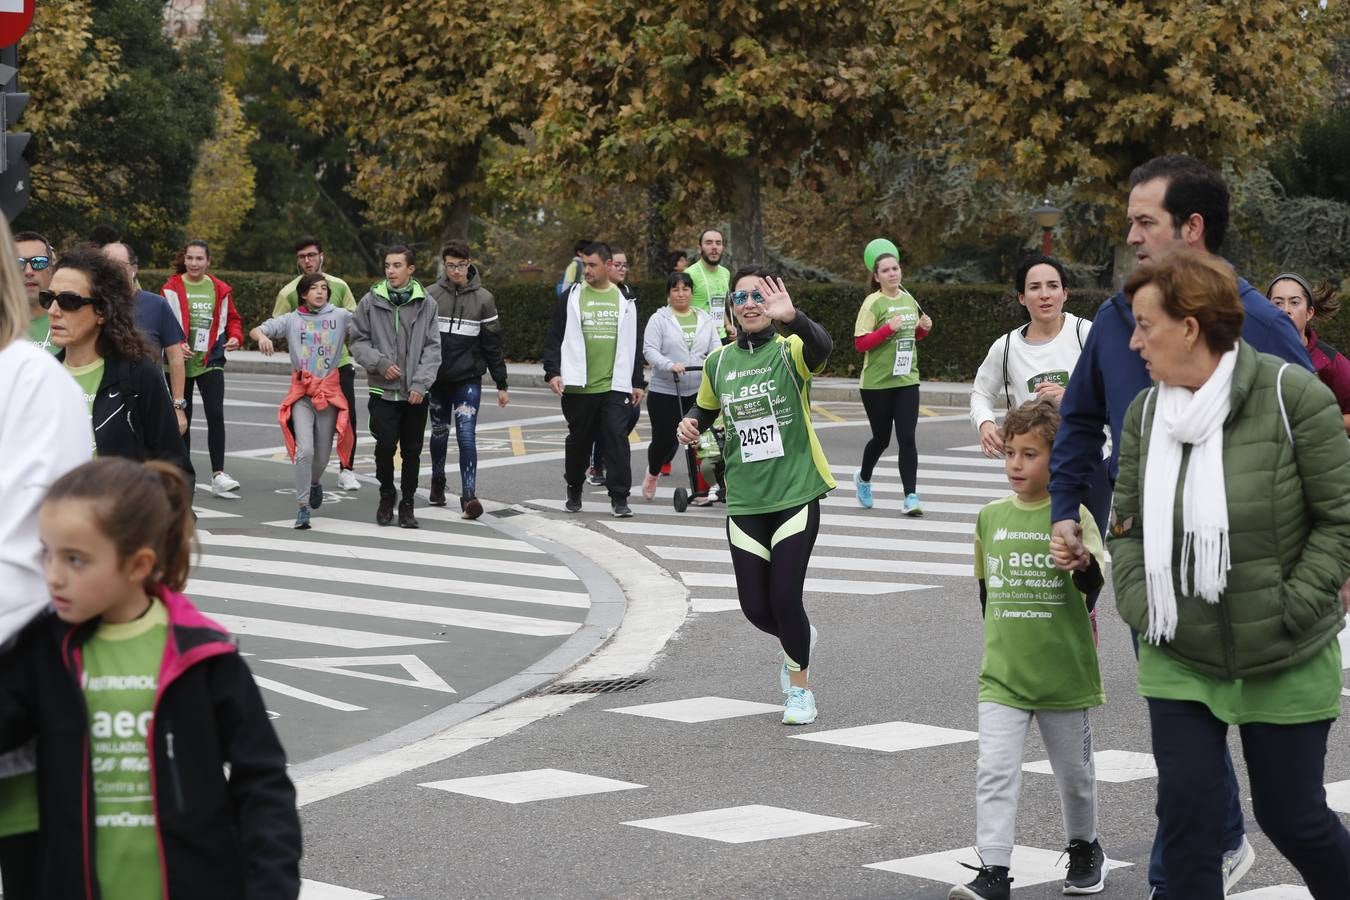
left=851, top=242, right=932, bottom=516
left=677, top=268, right=835, bottom=726
left=46, top=247, right=194, bottom=484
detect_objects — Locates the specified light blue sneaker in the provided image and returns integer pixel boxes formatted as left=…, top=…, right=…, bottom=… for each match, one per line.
left=782, top=686, right=817, bottom=725
left=853, top=469, right=874, bottom=509
left=780, top=624, right=819, bottom=693
left=294, top=506, right=311, bottom=530
left=902, top=492, right=923, bottom=517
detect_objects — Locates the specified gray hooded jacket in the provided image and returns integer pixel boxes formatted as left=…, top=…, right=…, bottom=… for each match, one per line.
left=350, top=280, right=441, bottom=400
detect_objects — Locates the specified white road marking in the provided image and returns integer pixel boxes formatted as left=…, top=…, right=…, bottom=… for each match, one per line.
left=602, top=520, right=973, bottom=556
left=652, top=545, right=970, bottom=577
left=420, top=768, right=643, bottom=803
left=261, top=517, right=545, bottom=554
left=866, top=845, right=1131, bottom=888
left=624, top=805, right=869, bottom=844
left=251, top=675, right=366, bottom=712
left=209, top=613, right=442, bottom=649
left=679, top=572, right=935, bottom=595
left=266, top=655, right=456, bottom=693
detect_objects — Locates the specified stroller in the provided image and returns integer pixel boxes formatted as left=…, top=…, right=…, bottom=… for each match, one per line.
left=671, top=365, right=726, bottom=512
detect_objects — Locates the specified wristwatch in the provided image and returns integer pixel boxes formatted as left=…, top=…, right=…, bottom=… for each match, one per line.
left=172, top=399, right=188, bottom=410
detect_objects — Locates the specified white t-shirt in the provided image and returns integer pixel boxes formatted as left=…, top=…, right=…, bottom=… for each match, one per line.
left=969, top=313, right=1091, bottom=431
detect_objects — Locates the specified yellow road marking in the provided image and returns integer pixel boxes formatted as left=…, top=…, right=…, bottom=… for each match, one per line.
left=509, top=426, right=526, bottom=456
left=629, top=427, right=640, bottom=444
left=919, top=406, right=938, bottom=417
left=811, top=404, right=845, bottom=423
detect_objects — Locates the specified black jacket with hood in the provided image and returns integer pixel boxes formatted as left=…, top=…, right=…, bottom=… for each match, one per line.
left=425, top=266, right=508, bottom=391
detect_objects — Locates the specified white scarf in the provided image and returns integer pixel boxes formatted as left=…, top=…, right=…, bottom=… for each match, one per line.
left=1141, top=346, right=1238, bottom=643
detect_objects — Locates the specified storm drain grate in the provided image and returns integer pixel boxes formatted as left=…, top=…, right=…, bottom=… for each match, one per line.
left=537, top=677, right=652, bottom=695
left=490, top=508, right=525, bottom=518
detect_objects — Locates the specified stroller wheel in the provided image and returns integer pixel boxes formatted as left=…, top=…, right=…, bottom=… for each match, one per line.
left=673, top=487, right=689, bottom=512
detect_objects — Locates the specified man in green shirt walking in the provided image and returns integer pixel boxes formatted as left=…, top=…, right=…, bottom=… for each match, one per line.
left=687, top=228, right=731, bottom=334
left=16, top=231, right=57, bottom=354
left=273, top=235, right=361, bottom=491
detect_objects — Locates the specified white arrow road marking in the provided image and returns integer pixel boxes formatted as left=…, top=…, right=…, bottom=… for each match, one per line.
left=265, top=655, right=456, bottom=693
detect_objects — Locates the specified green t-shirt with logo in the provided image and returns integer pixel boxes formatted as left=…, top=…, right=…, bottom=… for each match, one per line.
left=688, top=262, right=730, bottom=334
left=973, top=495, right=1105, bottom=710
left=84, top=600, right=168, bottom=900
left=674, top=310, right=699, bottom=349
left=27, top=312, right=57, bottom=355
left=565, top=285, right=621, bottom=395
left=695, top=333, right=836, bottom=516
left=183, top=277, right=219, bottom=378
left=853, top=289, right=922, bottom=390
left=65, top=358, right=105, bottom=456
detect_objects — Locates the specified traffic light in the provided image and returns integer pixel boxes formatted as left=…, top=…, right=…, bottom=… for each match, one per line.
left=0, top=43, right=28, bottom=221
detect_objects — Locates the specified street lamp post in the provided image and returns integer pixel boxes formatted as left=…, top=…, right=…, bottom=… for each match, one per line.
left=1031, top=199, right=1062, bottom=256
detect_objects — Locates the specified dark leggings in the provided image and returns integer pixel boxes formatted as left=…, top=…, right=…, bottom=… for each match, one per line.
left=646, top=391, right=695, bottom=476
left=0, top=830, right=39, bottom=900
left=338, top=363, right=358, bottom=469
left=860, top=384, right=920, bottom=492
left=428, top=380, right=481, bottom=495
left=183, top=367, right=226, bottom=472
left=727, top=499, right=820, bottom=669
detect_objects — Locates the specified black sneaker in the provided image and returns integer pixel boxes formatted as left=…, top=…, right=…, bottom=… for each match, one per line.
left=398, top=498, right=419, bottom=529
left=1063, top=838, right=1106, bottom=894
left=949, top=863, right=1011, bottom=900
left=309, top=482, right=323, bottom=509
left=429, top=476, right=447, bottom=506
left=565, top=484, right=583, bottom=513
left=376, top=492, right=396, bottom=526
left=611, top=499, right=633, bottom=518
left=586, top=465, right=605, bottom=486
left=461, top=494, right=483, bottom=520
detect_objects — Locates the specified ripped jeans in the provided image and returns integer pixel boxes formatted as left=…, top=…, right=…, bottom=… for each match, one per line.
left=428, top=380, right=481, bottom=497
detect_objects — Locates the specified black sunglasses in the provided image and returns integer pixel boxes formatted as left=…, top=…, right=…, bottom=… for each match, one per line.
left=38, top=290, right=98, bottom=312
left=18, top=255, right=50, bottom=271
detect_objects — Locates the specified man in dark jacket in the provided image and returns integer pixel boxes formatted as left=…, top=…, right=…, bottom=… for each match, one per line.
left=1049, top=154, right=1312, bottom=899
left=425, top=239, right=508, bottom=519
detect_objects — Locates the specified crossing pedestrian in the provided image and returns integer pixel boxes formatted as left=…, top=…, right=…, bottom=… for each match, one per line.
left=543, top=241, right=646, bottom=518
left=160, top=239, right=243, bottom=496
left=669, top=249, right=689, bottom=273
left=641, top=271, right=720, bottom=501
left=557, top=237, right=591, bottom=298
left=1102, top=253, right=1350, bottom=900
left=15, top=231, right=56, bottom=355
left=251, top=273, right=356, bottom=530
left=273, top=235, right=362, bottom=492
left=100, top=240, right=190, bottom=438
left=677, top=269, right=835, bottom=725
left=1049, top=155, right=1312, bottom=899
left=48, top=247, right=194, bottom=482
left=0, top=214, right=91, bottom=900
left=0, top=457, right=302, bottom=899
left=426, top=239, right=509, bottom=520
left=687, top=228, right=731, bottom=332
left=350, top=245, right=441, bottom=528
left=950, top=397, right=1108, bottom=900
left=1267, top=272, right=1350, bottom=433
left=587, top=246, right=642, bottom=486
left=851, top=243, right=932, bottom=516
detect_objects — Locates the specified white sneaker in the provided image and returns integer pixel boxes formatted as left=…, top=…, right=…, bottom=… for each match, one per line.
left=337, top=469, right=361, bottom=491
left=1222, top=835, right=1256, bottom=893
left=211, top=472, right=240, bottom=495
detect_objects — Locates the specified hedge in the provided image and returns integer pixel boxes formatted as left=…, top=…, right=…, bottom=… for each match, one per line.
left=142, top=269, right=1350, bottom=382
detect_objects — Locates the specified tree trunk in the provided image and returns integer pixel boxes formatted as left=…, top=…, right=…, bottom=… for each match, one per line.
left=1111, top=242, right=1138, bottom=293
left=438, top=139, right=484, bottom=248
left=645, top=177, right=673, bottom=278
left=727, top=157, right=765, bottom=267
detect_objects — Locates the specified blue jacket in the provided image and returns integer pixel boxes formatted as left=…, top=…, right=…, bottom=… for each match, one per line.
left=1049, top=274, right=1312, bottom=523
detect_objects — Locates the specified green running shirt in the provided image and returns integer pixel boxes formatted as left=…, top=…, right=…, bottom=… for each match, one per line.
left=854, top=289, right=922, bottom=390
left=565, top=285, right=621, bottom=395
left=687, top=262, right=730, bottom=332
left=183, top=277, right=219, bottom=378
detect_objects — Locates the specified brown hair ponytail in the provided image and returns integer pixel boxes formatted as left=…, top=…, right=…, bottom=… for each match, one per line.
left=44, top=458, right=198, bottom=592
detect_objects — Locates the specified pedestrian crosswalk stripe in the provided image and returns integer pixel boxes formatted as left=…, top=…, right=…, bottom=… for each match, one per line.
left=263, top=517, right=545, bottom=554
left=195, top=555, right=590, bottom=609
left=691, top=597, right=740, bottom=613
left=201, top=531, right=574, bottom=581
left=299, top=879, right=383, bottom=900
left=602, top=520, right=973, bottom=556
left=188, top=579, right=581, bottom=637
left=679, top=572, right=933, bottom=595
left=207, top=612, right=442, bottom=649
left=820, top=495, right=985, bottom=515
left=527, top=498, right=978, bottom=534
left=636, top=482, right=1004, bottom=501
left=913, top=453, right=1004, bottom=469
left=654, top=546, right=970, bottom=578
left=192, top=505, right=241, bottom=519
left=831, top=465, right=1010, bottom=485
left=251, top=675, right=366, bottom=712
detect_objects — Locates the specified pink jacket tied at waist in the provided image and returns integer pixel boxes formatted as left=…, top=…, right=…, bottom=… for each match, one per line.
left=278, top=369, right=354, bottom=464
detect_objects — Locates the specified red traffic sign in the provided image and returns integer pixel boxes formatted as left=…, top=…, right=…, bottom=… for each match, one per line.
left=0, top=2, right=34, bottom=49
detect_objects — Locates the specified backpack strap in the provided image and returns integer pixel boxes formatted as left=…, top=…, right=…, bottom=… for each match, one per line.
left=1276, top=362, right=1294, bottom=448
left=1002, top=330, right=1013, bottom=410
left=1140, top=386, right=1157, bottom=448
left=1075, top=315, right=1086, bottom=350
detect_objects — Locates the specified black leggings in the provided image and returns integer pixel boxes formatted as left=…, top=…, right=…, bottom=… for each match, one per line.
left=860, top=384, right=919, bottom=493
left=646, top=391, right=695, bottom=476
left=727, top=499, right=820, bottom=669
left=183, top=368, right=226, bottom=473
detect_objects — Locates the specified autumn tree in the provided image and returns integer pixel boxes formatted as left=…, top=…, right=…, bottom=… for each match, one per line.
left=186, top=85, right=257, bottom=257
left=510, top=2, right=902, bottom=265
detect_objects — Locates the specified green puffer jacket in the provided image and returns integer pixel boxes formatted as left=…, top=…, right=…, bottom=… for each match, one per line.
left=1110, top=340, right=1350, bottom=678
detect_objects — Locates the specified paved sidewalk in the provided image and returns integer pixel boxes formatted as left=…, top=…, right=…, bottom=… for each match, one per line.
left=226, top=352, right=976, bottom=407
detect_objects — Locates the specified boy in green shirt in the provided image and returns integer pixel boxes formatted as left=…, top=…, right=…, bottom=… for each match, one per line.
left=951, top=397, right=1109, bottom=900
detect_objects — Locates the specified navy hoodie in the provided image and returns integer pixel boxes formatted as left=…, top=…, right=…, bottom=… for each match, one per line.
left=1049, top=273, right=1312, bottom=523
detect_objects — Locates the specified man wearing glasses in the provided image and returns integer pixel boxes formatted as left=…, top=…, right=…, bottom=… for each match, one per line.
left=273, top=235, right=362, bottom=492
left=16, top=231, right=57, bottom=354
left=425, top=239, right=509, bottom=520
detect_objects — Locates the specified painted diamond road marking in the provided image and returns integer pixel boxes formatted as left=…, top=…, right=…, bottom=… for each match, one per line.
left=420, top=768, right=644, bottom=804
left=625, top=804, right=868, bottom=844
left=607, top=696, right=783, bottom=723
left=1024, top=749, right=1157, bottom=783
left=790, top=721, right=978, bottom=753
left=866, top=845, right=1131, bottom=889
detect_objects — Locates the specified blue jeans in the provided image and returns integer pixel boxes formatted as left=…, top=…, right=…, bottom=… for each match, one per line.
left=1148, top=699, right=1350, bottom=899
left=428, top=381, right=481, bottom=497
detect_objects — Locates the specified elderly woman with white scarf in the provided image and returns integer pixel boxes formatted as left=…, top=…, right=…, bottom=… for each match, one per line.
left=1106, top=253, right=1350, bottom=899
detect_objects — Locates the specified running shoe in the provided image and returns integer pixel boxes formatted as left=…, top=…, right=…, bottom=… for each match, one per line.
left=902, top=492, right=923, bottom=516
left=949, top=863, right=1011, bottom=900
left=853, top=469, right=873, bottom=509
left=611, top=499, right=633, bottom=519
left=1222, top=836, right=1255, bottom=894
left=337, top=469, right=360, bottom=491
left=461, top=494, right=483, bottom=521
left=782, top=686, right=817, bottom=725
left=565, top=484, right=583, bottom=513
left=376, top=492, right=395, bottom=526
left=1063, top=838, right=1107, bottom=894
left=293, top=507, right=311, bottom=530
left=398, top=499, right=419, bottom=529
left=211, top=472, right=240, bottom=495
left=780, top=624, right=819, bottom=693
left=641, top=471, right=658, bottom=501
left=428, top=476, right=447, bottom=506
left=309, top=482, right=323, bottom=509
left=587, top=465, right=605, bottom=486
